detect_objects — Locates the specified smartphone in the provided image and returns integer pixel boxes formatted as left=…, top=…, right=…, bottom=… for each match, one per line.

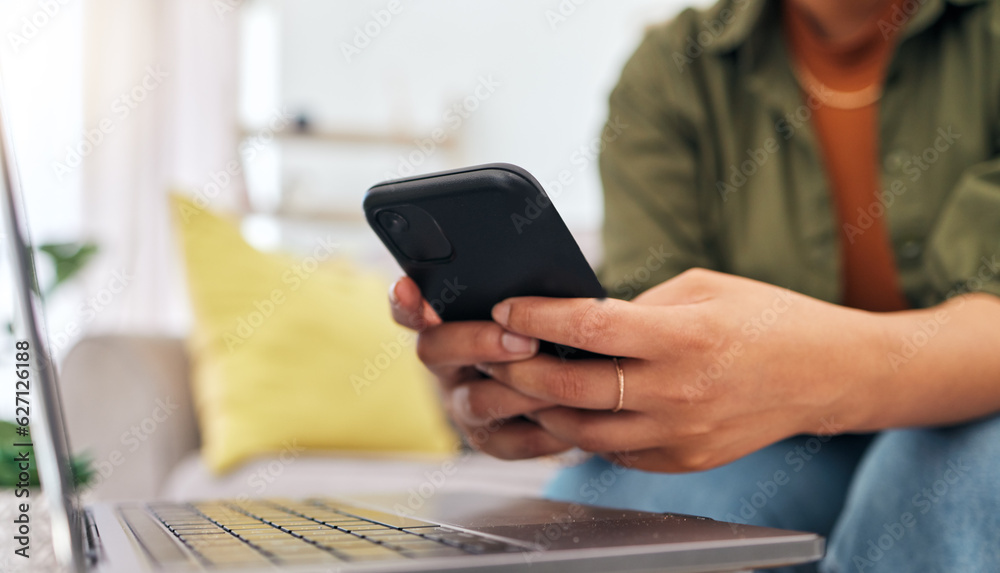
left=363, top=163, right=606, bottom=359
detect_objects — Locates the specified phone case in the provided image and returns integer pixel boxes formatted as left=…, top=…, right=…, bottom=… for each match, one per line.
left=364, top=163, right=606, bottom=358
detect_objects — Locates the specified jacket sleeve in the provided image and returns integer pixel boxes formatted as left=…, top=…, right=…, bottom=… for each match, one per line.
left=921, top=153, right=1000, bottom=304
left=919, top=3, right=1000, bottom=306
left=597, top=21, right=716, bottom=300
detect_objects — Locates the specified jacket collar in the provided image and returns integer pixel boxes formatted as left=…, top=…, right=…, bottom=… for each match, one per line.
left=705, top=0, right=988, bottom=55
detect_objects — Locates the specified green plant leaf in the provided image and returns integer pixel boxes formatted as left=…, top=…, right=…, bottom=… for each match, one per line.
left=37, top=242, right=98, bottom=295
left=0, top=420, right=92, bottom=489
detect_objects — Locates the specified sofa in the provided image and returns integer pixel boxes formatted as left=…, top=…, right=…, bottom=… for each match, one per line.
left=58, top=335, right=564, bottom=504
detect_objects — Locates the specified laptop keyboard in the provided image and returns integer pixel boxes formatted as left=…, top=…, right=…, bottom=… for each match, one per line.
left=138, top=498, right=519, bottom=568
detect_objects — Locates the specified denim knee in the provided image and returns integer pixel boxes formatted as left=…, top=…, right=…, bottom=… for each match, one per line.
left=823, top=415, right=1000, bottom=573
left=544, top=434, right=870, bottom=534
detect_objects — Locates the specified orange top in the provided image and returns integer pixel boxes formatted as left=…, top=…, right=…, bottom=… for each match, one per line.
left=783, top=0, right=909, bottom=312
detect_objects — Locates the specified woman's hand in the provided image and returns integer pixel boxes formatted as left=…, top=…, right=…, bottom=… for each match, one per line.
left=476, top=268, right=889, bottom=472
left=388, top=277, right=575, bottom=459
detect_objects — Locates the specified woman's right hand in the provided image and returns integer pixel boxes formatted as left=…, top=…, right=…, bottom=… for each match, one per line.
left=389, top=276, right=574, bottom=459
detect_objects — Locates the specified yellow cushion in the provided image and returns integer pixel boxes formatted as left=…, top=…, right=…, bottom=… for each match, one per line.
left=171, top=194, right=456, bottom=473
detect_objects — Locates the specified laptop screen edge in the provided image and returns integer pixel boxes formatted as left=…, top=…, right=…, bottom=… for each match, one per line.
left=0, top=72, right=86, bottom=572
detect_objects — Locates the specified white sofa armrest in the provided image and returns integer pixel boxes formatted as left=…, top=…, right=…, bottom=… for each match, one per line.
left=59, top=335, right=199, bottom=501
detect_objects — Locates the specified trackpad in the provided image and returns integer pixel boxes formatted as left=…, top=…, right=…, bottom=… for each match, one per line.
left=345, top=492, right=785, bottom=549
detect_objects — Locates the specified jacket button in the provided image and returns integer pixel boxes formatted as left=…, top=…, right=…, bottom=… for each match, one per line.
left=884, top=150, right=908, bottom=173
left=899, top=240, right=922, bottom=261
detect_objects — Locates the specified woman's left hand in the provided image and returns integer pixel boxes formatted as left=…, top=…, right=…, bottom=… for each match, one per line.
left=476, top=268, right=887, bottom=472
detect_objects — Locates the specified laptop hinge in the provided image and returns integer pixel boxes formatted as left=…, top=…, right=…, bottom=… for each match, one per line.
left=83, top=509, right=103, bottom=565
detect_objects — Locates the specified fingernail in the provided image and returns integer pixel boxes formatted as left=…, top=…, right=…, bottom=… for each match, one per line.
left=501, top=331, right=537, bottom=355
left=474, top=363, right=492, bottom=376
left=388, top=280, right=400, bottom=306
left=492, top=301, right=511, bottom=326
left=451, top=385, right=483, bottom=425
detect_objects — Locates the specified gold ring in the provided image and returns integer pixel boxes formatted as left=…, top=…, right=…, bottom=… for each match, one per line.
left=611, top=357, right=625, bottom=413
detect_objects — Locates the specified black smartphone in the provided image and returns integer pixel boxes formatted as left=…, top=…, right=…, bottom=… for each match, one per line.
left=363, top=163, right=606, bottom=359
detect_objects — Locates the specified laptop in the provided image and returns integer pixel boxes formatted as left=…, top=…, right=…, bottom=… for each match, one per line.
left=0, top=81, right=823, bottom=573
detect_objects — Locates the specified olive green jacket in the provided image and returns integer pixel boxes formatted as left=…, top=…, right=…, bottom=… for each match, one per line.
left=598, top=0, right=1000, bottom=306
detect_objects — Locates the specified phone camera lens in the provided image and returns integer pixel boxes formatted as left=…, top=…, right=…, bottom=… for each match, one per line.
left=378, top=211, right=409, bottom=234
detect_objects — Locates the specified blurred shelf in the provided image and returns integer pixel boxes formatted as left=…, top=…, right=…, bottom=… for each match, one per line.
left=239, top=125, right=460, bottom=149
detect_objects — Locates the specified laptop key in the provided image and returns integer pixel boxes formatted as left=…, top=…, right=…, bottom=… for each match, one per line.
left=303, top=536, right=363, bottom=546
left=282, top=525, right=331, bottom=533
left=327, top=505, right=438, bottom=529
left=398, top=546, right=472, bottom=558
left=335, top=523, right=393, bottom=532
left=237, top=533, right=298, bottom=541
left=335, top=545, right=408, bottom=561
left=315, top=539, right=378, bottom=550
left=251, top=538, right=312, bottom=548
left=178, top=532, right=235, bottom=541
left=360, top=532, right=428, bottom=542
left=299, top=531, right=358, bottom=540
left=185, top=539, right=247, bottom=549
left=173, top=528, right=227, bottom=536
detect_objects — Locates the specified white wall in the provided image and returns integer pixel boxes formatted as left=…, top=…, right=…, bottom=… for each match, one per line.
left=0, top=1, right=83, bottom=270
left=267, top=0, right=701, bottom=233
left=0, top=1, right=83, bottom=420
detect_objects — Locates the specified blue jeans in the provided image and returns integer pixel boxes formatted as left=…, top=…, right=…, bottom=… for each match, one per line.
left=544, top=415, right=1000, bottom=572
